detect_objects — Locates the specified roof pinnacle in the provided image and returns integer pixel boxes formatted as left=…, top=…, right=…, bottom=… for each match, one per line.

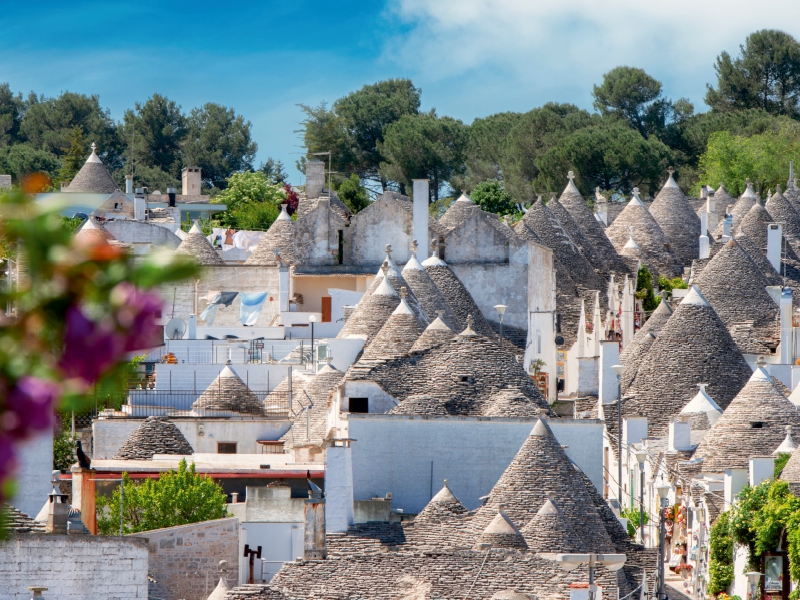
left=400, top=286, right=407, bottom=300
left=668, top=166, right=674, bottom=176
left=411, top=239, right=418, bottom=254
left=385, top=244, right=392, bottom=256
left=567, top=171, right=575, bottom=181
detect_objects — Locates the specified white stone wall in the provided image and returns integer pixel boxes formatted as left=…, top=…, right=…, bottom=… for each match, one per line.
left=346, top=196, right=413, bottom=265
left=0, top=534, right=149, bottom=599
left=154, top=362, right=291, bottom=391
left=344, top=415, right=604, bottom=514
left=93, top=418, right=292, bottom=458
left=104, top=220, right=182, bottom=248
left=13, top=432, right=53, bottom=518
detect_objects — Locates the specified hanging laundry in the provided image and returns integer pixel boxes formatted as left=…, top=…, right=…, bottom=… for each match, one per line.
left=240, top=291, right=268, bottom=326
left=200, top=303, right=220, bottom=326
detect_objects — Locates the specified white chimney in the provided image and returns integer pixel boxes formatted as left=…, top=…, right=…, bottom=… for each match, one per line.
left=412, top=179, right=429, bottom=258
left=134, top=189, right=146, bottom=221
left=598, top=340, right=620, bottom=405
left=750, top=456, right=774, bottom=487
left=182, top=167, right=202, bottom=196
left=668, top=418, right=692, bottom=452
left=188, top=314, right=197, bottom=340
left=767, top=223, right=783, bottom=272
left=125, top=174, right=133, bottom=194
left=595, top=188, right=608, bottom=226
left=622, top=416, right=648, bottom=447
left=278, top=264, right=290, bottom=313
left=305, top=160, right=325, bottom=200
left=722, top=214, right=733, bottom=241
left=724, top=468, right=748, bottom=510
left=699, top=212, right=710, bottom=259
left=781, top=287, right=793, bottom=364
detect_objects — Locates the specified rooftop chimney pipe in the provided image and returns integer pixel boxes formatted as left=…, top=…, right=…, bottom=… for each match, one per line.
left=167, top=187, right=177, bottom=207
left=767, top=223, right=783, bottom=272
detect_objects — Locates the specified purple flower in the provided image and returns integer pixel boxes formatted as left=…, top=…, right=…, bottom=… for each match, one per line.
left=0, top=435, right=16, bottom=486
left=5, top=376, right=60, bottom=435
left=60, top=306, right=123, bottom=383
left=113, top=284, right=164, bottom=352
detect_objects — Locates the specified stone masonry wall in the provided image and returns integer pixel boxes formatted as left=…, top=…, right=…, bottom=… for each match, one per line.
left=130, top=517, right=240, bottom=600
left=0, top=534, right=149, bottom=599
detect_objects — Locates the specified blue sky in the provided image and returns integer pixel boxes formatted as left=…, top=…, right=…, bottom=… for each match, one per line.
left=2, top=1, right=799, bottom=183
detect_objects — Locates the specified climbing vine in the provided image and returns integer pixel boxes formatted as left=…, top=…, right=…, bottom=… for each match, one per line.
left=708, top=511, right=734, bottom=595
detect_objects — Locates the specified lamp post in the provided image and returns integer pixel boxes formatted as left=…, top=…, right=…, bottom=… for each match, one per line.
left=308, top=314, right=317, bottom=371
left=634, top=448, right=647, bottom=546
left=611, top=364, right=625, bottom=510
left=656, top=482, right=672, bottom=600
left=746, top=572, right=763, bottom=600
left=494, top=304, right=507, bottom=349
left=543, top=553, right=627, bottom=600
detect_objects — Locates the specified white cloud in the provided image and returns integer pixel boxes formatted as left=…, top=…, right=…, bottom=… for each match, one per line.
left=383, top=0, right=800, bottom=109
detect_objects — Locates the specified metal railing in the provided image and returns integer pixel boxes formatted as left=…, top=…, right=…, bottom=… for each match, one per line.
left=110, top=390, right=292, bottom=418
left=145, top=340, right=313, bottom=365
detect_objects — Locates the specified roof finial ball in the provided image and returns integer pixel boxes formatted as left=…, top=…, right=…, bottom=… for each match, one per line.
left=381, top=260, right=389, bottom=276
left=567, top=171, right=575, bottom=181
left=411, top=239, right=418, bottom=254
left=668, top=166, right=675, bottom=177
left=91, top=141, right=97, bottom=154
left=385, top=244, right=392, bottom=256
left=467, top=314, right=474, bottom=329
left=400, top=286, right=408, bottom=300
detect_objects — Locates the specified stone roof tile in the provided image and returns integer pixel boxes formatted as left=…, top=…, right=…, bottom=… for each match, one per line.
left=115, top=416, right=194, bottom=459
left=192, top=365, right=266, bottom=415
left=245, top=205, right=296, bottom=265
left=649, top=170, right=701, bottom=266
left=175, top=223, right=224, bottom=265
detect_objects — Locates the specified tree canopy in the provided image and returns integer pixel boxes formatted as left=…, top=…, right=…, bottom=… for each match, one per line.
left=212, top=171, right=285, bottom=229
left=96, top=459, right=228, bottom=535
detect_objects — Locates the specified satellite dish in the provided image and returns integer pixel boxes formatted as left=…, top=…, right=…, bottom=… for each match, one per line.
left=165, top=318, right=187, bottom=340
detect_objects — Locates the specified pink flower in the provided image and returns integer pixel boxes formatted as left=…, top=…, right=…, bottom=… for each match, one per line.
left=5, top=376, right=60, bottom=436
left=0, top=435, right=16, bottom=486
left=60, top=306, right=123, bottom=383
left=113, top=283, right=163, bottom=351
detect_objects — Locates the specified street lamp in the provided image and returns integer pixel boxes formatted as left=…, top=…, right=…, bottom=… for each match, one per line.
left=746, top=572, right=763, bottom=600
left=543, top=553, right=627, bottom=600
left=656, top=481, right=672, bottom=600
left=308, top=314, right=317, bottom=370
left=634, top=447, right=648, bottom=545
left=611, top=364, right=625, bottom=510
left=494, top=304, right=507, bottom=349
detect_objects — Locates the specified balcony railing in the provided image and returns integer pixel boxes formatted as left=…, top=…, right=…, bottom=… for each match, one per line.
left=103, top=390, right=294, bottom=418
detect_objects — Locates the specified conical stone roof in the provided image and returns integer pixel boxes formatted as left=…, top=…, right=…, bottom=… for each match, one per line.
left=780, top=438, right=800, bottom=493
left=359, top=295, right=425, bottom=361
left=765, top=187, right=800, bottom=241
left=623, top=285, right=753, bottom=435
left=714, top=183, right=757, bottom=239
left=604, top=190, right=683, bottom=278
left=175, top=223, right=224, bottom=265
left=521, top=495, right=584, bottom=553
left=64, top=143, right=120, bottom=193
left=649, top=170, right=701, bottom=266
left=280, top=362, right=344, bottom=449
left=680, top=384, right=723, bottom=430
left=547, top=194, right=608, bottom=274
left=692, top=367, right=800, bottom=473
left=733, top=232, right=784, bottom=286
left=337, top=268, right=401, bottom=344
left=694, top=239, right=780, bottom=355
left=484, top=388, right=545, bottom=418
left=521, top=197, right=607, bottom=292
left=421, top=257, right=495, bottom=338
left=192, top=365, right=265, bottom=415
left=114, top=417, right=193, bottom=459
left=439, top=193, right=476, bottom=230
left=737, top=203, right=774, bottom=251
left=714, top=185, right=736, bottom=213
left=469, top=419, right=615, bottom=552
left=477, top=506, right=528, bottom=550
left=414, top=480, right=468, bottom=524
left=402, top=250, right=461, bottom=331
left=246, top=204, right=295, bottom=265
left=75, top=217, right=115, bottom=245
left=409, top=314, right=457, bottom=352
left=774, top=426, right=797, bottom=455
left=557, top=173, right=630, bottom=274
left=620, top=297, right=672, bottom=364
left=367, top=247, right=428, bottom=326
left=389, top=394, right=448, bottom=416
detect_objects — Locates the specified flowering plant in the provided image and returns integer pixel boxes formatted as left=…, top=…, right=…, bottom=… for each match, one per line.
left=0, top=186, right=195, bottom=514
left=675, top=564, right=693, bottom=573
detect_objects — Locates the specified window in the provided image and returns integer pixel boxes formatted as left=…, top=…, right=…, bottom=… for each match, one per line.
left=349, top=398, right=368, bottom=413
left=218, top=442, right=237, bottom=454
left=536, top=330, right=542, bottom=354
left=337, top=230, right=344, bottom=265
left=750, top=422, right=765, bottom=429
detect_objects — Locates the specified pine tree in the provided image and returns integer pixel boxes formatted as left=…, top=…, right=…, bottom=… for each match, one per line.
left=54, top=126, right=86, bottom=188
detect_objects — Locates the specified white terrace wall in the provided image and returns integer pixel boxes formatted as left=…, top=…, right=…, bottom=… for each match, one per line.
left=105, top=220, right=182, bottom=248
left=0, top=534, right=149, bottom=599
left=93, top=417, right=291, bottom=458
left=14, top=432, right=53, bottom=518
left=344, top=415, right=604, bottom=514
left=130, top=517, right=240, bottom=600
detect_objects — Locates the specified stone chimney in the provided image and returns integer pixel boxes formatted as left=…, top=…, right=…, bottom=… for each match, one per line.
left=767, top=223, right=783, bottom=272
left=722, top=213, right=733, bottom=241
left=699, top=211, right=710, bottom=259
left=44, top=484, right=70, bottom=534
left=781, top=287, right=793, bottom=364
left=125, top=174, right=133, bottom=194
left=181, top=167, right=202, bottom=196
left=412, top=179, right=429, bottom=257
left=134, top=188, right=146, bottom=221
left=668, top=418, right=692, bottom=452
left=71, top=464, right=98, bottom=534
left=304, top=479, right=326, bottom=560
left=305, top=161, right=325, bottom=200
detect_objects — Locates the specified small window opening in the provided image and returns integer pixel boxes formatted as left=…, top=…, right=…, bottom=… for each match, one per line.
left=750, top=421, right=765, bottom=429
left=349, top=398, right=369, bottom=413
left=337, top=230, right=344, bottom=264
left=218, top=442, right=237, bottom=454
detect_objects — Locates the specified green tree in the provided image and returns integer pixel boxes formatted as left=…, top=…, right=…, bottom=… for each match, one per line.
left=0, top=144, right=60, bottom=183
left=54, top=126, right=86, bottom=188
left=470, top=180, right=517, bottom=215
left=128, top=164, right=180, bottom=193
left=121, top=94, right=187, bottom=179
left=335, top=174, right=370, bottom=213
left=657, top=275, right=688, bottom=295
left=0, top=83, right=24, bottom=147
left=96, top=459, right=228, bottom=535
left=212, top=171, right=286, bottom=229
left=708, top=511, right=734, bottom=595
left=19, top=91, right=121, bottom=168
left=538, top=120, right=674, bottom=195
left=298, top=79, right=421, bottom=190
left=453, top=111, right=522, bottom=191
left=378, top=110, right=467, bottom=201
left=635, top=265, right=659, bottom=312
left=182, top=103, right=257, bottom=189
left=500, top=104, right=593, bottom=203
left=259, top=157, right=288, bottom=184
left=592, top=67, right=676, bottom=138
left=696, top=120, right=800, bottom=195
left=706, top=30, right=800, bottom=117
